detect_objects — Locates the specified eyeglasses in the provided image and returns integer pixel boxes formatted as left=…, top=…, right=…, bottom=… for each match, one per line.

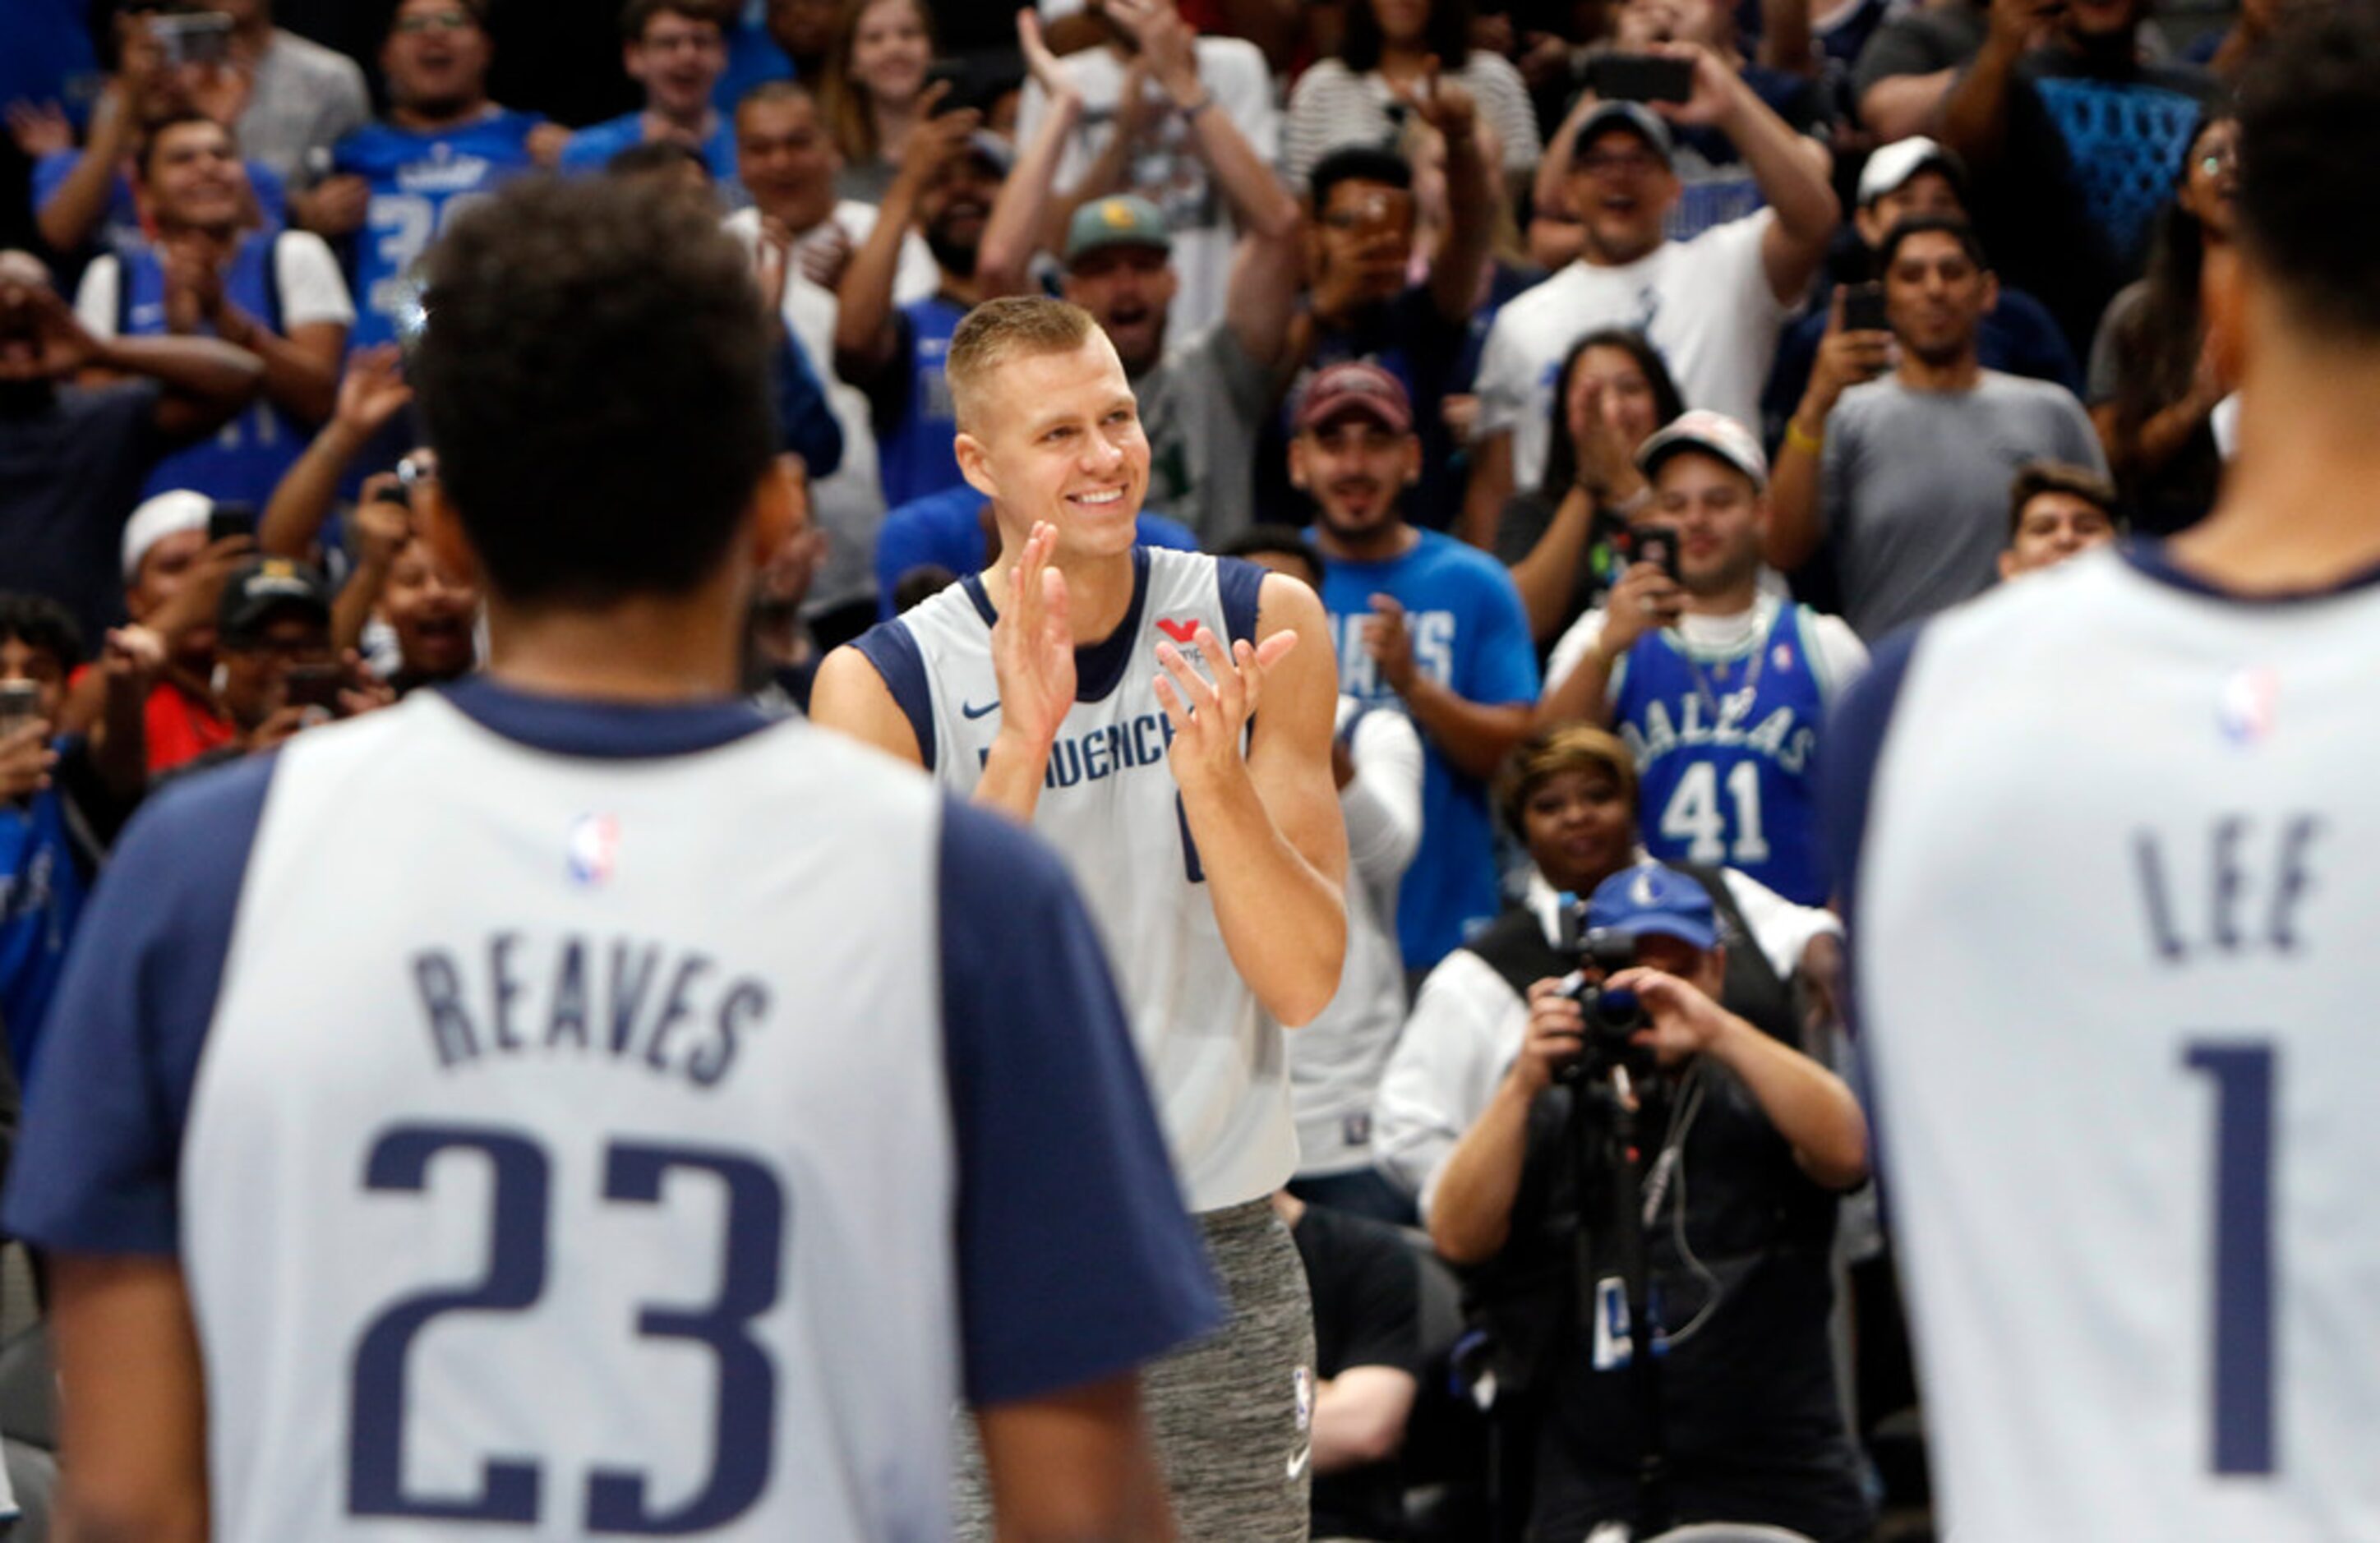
left=2198, top=150, right=2236, bottom=177
left=394, top=11, right=477, bottom=34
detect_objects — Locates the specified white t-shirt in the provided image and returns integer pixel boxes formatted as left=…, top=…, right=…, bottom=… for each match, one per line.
left=1545, top=592, right=1870, bottom=706
left=1015, top=38, right=1281, bottom=343
left=74, top=230, right=357, bottom=338
left=1290, top=697, right=1424, bottom=1177
left=722, top=205, right=917, bottom=615
left=1474, top=211, right=1787, bottom=488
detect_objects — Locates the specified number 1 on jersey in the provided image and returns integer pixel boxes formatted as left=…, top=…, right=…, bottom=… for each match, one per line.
left=2184, top=1040, right=2276, bottom=1476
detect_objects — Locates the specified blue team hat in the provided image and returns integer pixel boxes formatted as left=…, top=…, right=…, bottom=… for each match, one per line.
left=1586, top=863, right=1718, bottom=952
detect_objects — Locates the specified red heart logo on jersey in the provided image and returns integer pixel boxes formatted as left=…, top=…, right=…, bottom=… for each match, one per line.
left=1155, top=618, right=1201, bottom=644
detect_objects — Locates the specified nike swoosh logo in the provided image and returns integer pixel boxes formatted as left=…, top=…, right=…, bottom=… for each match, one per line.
left=961, top=700, right=999, bottom=720
left=1285, top=1444, right=1311, bottom=1481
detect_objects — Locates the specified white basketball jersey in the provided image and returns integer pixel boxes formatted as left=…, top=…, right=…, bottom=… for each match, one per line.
left=876, top=546, right=1294, bottom=1211
left=1838, top=547, right=2380, bottom=1540
left=186, top=698, right=958, bottom=1540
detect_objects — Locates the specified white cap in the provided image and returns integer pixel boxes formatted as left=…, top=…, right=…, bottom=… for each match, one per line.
left=1858, top=136, right=1964, bottom=207
left=1637, top=408, right=1769, bottom=491
left=121, top=490, right=214, bottom=583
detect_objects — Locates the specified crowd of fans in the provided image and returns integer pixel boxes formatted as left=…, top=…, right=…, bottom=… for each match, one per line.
left=0, top=0, right=2248, bottom=1536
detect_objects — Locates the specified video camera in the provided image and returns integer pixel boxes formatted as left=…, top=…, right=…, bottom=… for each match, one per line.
left=1553, top=898, right=1654, bottom=1084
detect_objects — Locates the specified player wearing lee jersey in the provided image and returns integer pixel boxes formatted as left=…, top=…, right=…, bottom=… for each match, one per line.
left=4, top=177, right=1213, bottom=1543
left=815, top=296, right=1349, bottom=1541
left=1824, top=15, right=2380, bottom=1537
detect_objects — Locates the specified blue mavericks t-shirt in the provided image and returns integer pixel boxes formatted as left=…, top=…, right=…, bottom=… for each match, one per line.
left=873, top=296, right=971, bottom=511
left=874, top=485, right=1200, bottom=620
left=1612, top=602, right=1836, bottom=905
left=0, top=740, right=94, bottom=1080
left=1316, top=529, right=1540, bottom=969
left=118, top=231, right=310, bottom=505
left=558, top=111, right=741, bottom=189
left=334, top=109, right=547, bottom=349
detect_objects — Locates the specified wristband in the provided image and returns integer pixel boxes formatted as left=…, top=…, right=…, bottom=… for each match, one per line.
left=1785, top=418, right=1824, bottom=457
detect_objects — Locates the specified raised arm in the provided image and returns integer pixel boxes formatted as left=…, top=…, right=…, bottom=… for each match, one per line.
left=1112, top=0, right=1301, bottom=242
left=1652, top=43, right=1838, bottom=302
left=260, top=343, right=413, bottom=558
left=1938, top=0, right=2057, bottom=173
left=1769, top=288, right=1889, bottom=570
left=1402, top=63, right=1493, bottom=325
left=836, top=90, right=979, bottom=373
left=978, top=13, right=1086, bottom=297
left=1156, top=573, right=1348, bottom=1027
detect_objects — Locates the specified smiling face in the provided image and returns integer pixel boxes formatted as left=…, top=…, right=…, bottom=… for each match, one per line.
left=736, top=92, right=840, bottom=229
left=625, top=6, right=726, bottom=122
left=142, top=118, right=247, bottom=233
left=383, top=0, right=492, bottom=117
left=1644, top=449, right=1766, bottom=598
left=1520, top=765, right=1637, bottom=895
left=849, top=0, right=930, bottom=107
left=955, top=334, right=1150, bottom=564
left=1566, top=127, right=1677, bottom=266
left=1568, top=343, right=1663, bottom=457
left=382, top=536, right=480, bottom=679
left=1291, top=412, right=1421, bottom=546
left=1884, top=228, right=1995, bottom=367
left=2179, top=117, right=2240, bottom=241
left=1063, top=245, right=1177, bottom=375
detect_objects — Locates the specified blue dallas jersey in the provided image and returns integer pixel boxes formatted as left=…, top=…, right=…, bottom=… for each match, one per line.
left=874, top=296, right=970, bottom=510
left=1824, top=543, right=2380, bottom=1540
left=335, top=110, right=546, bottom=349
left=1316, top=529, right=1540, bottom=970
left=1613, top=599, right=1840, bottom=905
left=117, top=233, right=306, bottom=505
left=0, top=739, right=91, bottom=1079
left=2, top=680, right=1218, bottom=1541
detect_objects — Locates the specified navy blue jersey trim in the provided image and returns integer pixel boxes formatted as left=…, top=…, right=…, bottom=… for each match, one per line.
left=2119, top=536, right=2380, bottom=604
left=1216, top=555, right=1265, bottom=650
left=438, top=678, right=772, bottom=760
left=1072, top=546, right=1154, bottom=703
left=1, top=752, right=279, bottom=1255
left=851, top=620, right=939, bottom=771
left=961, top=569, right=997, bottom=626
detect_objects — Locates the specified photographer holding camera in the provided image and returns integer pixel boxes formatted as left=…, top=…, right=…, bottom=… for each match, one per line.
left=1430, top=861, right=1872, bottom=1543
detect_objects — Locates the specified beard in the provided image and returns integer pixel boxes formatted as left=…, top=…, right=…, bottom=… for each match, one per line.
left=925, top=226, right=980, bottom=277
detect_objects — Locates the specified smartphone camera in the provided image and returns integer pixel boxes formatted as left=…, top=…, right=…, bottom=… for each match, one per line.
left=152, top=12, right=234, bottom=68
left=283, top=662, right=344, bottom=716
left=1843, top=280, right=1890, bottom=335
left=1629, top=523, right=1682, bottom=585
left=0, top=679, right=43, bottom=739
left=206, top=500, right=259, bottom=546
left=1584, top=52, right=1695, bottom=105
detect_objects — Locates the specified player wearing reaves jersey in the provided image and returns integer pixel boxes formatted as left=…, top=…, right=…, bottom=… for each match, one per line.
left=4, top=177, right=1214, bottom=1543
left=1823, top=13, right=2380, bottom=1538
left=814, top=295, right=1349, bottom=1541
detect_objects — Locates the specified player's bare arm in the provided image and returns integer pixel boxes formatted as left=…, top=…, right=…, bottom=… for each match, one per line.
left=976, top=1370, right=1178, bottom=1542
left=1155, top=572, right=1348, bottom=1027
left=51, top=1255, right=210, bottom=1543
left=809, top=645, right=926, bottom=764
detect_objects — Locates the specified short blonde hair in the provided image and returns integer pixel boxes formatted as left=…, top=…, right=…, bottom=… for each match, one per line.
left=946, top=296, right=1101, bottom=433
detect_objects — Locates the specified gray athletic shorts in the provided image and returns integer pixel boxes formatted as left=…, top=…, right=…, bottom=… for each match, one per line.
left=954, top=1196, right=1317, bottom=1541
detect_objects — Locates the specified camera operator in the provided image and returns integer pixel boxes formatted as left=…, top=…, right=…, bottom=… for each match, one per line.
left=1430, top=862, right=1873, bottom=1543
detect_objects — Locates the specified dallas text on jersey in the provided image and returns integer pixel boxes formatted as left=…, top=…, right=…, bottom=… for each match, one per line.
left=410, top=933, right=771, bottom=1089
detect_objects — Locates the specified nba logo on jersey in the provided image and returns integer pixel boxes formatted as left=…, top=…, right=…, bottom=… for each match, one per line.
left=2219, top=666, right=2279, bottom=746
left=566, top=813, right=620, bottom=886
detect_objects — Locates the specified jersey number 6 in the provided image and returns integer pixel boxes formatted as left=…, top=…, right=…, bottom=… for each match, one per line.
left=347, top=1124, right=786, bottom=1531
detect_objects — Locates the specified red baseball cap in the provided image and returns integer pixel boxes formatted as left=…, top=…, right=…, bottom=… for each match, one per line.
left=1294, top=361, right=1414, bottom=435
